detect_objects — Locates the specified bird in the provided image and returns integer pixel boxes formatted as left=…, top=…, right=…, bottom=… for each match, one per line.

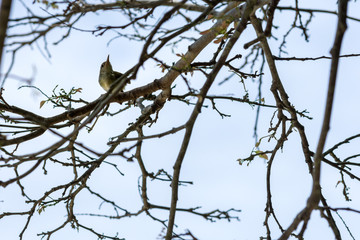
left=98, top=55, right=124, bottom=91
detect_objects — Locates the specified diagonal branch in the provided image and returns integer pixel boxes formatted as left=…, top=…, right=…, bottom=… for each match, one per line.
left=279, top=0, right=349, bottom=238
left=165, top=0, right=270, bottom=239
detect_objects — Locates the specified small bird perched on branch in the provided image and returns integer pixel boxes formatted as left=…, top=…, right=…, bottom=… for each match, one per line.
left=98, top=55, right=124, bottom=91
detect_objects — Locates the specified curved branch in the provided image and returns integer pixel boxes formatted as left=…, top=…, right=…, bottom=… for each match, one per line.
left=277, top=5, right=360, bottom=22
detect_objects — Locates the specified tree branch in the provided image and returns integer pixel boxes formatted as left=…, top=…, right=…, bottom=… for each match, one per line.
left=279, top=0, right=349, bottom=238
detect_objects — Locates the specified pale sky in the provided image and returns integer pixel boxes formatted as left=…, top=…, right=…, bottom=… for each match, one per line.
left=1, top=1, right=360, bottom=239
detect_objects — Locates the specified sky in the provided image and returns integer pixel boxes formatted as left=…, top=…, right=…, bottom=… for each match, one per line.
left=1, top=1, right=360, bottom=240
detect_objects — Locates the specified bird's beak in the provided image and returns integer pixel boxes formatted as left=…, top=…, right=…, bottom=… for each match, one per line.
left=106, top=55, right=110, bottom=65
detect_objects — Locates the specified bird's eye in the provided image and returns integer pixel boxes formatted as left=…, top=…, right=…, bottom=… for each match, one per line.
left=101, top=63, right=105, bottom=68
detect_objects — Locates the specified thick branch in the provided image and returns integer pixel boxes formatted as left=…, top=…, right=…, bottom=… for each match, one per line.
left=279, top=0, right=348, bottom=238
left=310, top=0, right=348, bottom=205
left=0, top=0, right=12, bottom=68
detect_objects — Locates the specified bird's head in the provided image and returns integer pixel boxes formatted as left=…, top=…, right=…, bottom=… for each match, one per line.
left=100, top=55, right=113, bottom=75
